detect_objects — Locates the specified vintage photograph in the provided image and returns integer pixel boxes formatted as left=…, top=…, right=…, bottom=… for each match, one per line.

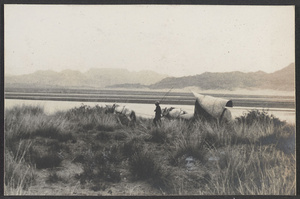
left=4, top=5, right=295, bottom=195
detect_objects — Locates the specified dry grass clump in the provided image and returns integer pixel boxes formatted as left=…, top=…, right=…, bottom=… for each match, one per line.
left=65, top=104, right=120, bottom=132
left=201, top=145, right=295, bottom=195
left=5, top=106, right=73, bottom=151
left=128, top=146, right=172, bottom=190
left=75, top=143, right=123, bottom=186
left=147, top=127, right=169, bottom=143
left=168, top=128, right=207, bottom=166
left=4, top=141, right=35, bottom=195
left=5, top=106, right=74, bottom=172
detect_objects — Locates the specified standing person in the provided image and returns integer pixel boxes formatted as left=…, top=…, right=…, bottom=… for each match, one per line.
left=153, top=101, right=162, bottom=126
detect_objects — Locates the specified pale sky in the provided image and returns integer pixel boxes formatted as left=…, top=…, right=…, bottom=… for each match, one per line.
left=4, top=5, right=295, bottom=77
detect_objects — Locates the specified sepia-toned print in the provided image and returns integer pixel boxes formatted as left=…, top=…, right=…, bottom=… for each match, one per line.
left=4, top=5, right=295, bottom=195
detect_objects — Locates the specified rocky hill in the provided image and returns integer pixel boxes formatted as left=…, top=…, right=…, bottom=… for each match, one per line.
left=149, top=63, right=295, bottom=91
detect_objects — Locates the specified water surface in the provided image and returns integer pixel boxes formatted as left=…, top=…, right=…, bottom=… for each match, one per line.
left=5, top=99, right=295, bottom=124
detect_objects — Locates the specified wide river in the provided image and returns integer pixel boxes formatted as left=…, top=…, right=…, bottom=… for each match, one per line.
left=5, top=99, right=295, bottom=124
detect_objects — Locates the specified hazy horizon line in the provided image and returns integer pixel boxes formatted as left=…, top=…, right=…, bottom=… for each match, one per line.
left=5, top=62, right=294, bottom=78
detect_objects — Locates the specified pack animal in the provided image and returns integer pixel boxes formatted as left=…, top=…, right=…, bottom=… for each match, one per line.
left=162, top=107, right=190, bottom=119
left=105, top=104, right=136, bottom=124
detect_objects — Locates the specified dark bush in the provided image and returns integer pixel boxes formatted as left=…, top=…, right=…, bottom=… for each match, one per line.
left=76, top=148, right=122, bottom=184
left=122, top=137, right=144, bottom=158
left=33, top=154, right=62, bottom=169
left=66, top=104, right=105, bottom=119
left=129, top=150, right=160, bottom=180
left=26, top=138, right=65, bottom=169
left=34, top=126, right=73, bottom=142
left=104, top=144, right=125, bottom=164
left=202, top=131, right=220, bottom=147
left=147, top=128, right=168, bottom=143
left=236, top=110, right=286, bottom=127
left=46, top=172, right=65, bottom=184
left=258, top=124, right=296, bottom=155
left=96, top=131, right=112, bottom=141
left=129, top=149, right=172, bottom=190
left=97, top=124, right=114, bottom=132
left=113, top=131, right=128, bottom=141
left=83, top=123, right=95, bottom=131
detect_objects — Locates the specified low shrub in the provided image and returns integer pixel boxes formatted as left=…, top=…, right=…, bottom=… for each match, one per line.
left=169, top=128, right=207, bottom=166
left=235, top=110, right=286, bottom=138
left=147, top=127, right=168, bottom=143
left=46, top=172, right=65, bottom=184
left=82, top=123, right=94, bottom=131
left=202, top=145, right=296, bottom=195
left=236, top=110, right=283, bottom=126
left=66, top=104, right=119, bottom=131
left=129, top=148, right=172, bottom=190
left=199, top=122, right=251, bottom=147
left=122, top=137, right=144, bottom=158
left=5, top=105, right=45, bottom=119
left=95, top=131, right=112, bottom=141
left=258, top=123, right=295, bottom=155
left=97, top=124, right=114, bottom=132
left=33, top=154, right=62, bottom=169
left=113, top=131, right=128, bottom=141
left=34, top=126, right=73, bottom=142
left=27, top=138, right=65, bottom=169
left=5, top=106, right=73, bottom=159
left=129, top=150, right=158, bottom=180
left=76, top=147, right=122, bottom=184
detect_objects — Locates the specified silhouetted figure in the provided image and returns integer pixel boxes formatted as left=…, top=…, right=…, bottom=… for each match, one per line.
left=153, top=101, right=162, bottom=126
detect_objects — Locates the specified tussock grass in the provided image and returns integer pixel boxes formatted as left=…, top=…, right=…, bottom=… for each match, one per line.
left=75, top=147, right=122, bottom=184
left=169, top=127, right=207, bottom=166
left=201, top=145, right=296, bottom=195
left=65, top=104, right=119, bottom=132
left=122, top=137, right=145, bottom=158
left=4, top=105, right=295, bottom=195
left=4, top=141, right=35, bottom=195
left=147, top=127, right=168, bottom=143
left=129, top=147, right=172, bottom=190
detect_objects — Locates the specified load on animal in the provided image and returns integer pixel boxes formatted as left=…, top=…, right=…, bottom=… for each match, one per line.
left=160, top=92, right=233, bottom=123
left=161, top=107, right=193, bottom=119
left=192, top=91, right=233, bottom=123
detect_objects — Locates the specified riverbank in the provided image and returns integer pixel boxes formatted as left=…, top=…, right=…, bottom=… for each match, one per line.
left=5, top=99, right=296, bottom=124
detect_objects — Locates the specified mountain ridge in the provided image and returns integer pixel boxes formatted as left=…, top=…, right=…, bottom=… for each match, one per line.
left=149, top=63, right=294, bottom=91
left=5, top=68, right=168, bottom=89
left=5, top=64, right=294, bottom=91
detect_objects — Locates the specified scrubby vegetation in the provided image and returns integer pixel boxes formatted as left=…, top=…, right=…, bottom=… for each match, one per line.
left=4, top=105, right=296, bottom=195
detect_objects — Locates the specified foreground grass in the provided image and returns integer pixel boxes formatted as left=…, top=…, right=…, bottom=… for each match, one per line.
left=4, top=105, right=296, bottom=195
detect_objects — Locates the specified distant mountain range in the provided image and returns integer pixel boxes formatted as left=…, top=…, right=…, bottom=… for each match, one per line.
left=5, top=63, right=294, bottom=91
left=149, top=63, right=295, bottom=91
left=5, top=68, right=168, bottom=89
